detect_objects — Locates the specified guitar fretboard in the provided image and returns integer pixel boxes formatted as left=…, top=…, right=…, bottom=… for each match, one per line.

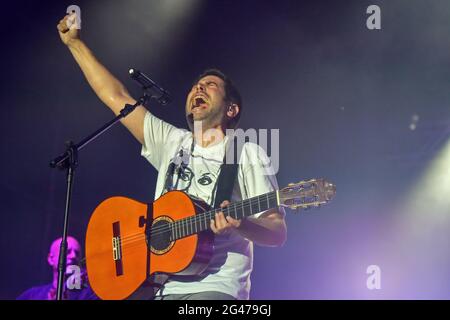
left=155, top=191, right=279, bottom=241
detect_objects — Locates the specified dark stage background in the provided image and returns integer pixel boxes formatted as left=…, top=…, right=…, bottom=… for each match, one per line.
left=1, top=0, right=449, bottom=299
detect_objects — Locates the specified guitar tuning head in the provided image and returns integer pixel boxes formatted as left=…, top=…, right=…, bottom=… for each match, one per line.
left=280, top=178, right=336, bottom=211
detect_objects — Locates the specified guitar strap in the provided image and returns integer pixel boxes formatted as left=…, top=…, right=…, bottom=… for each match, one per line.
left=213, top=135, right=243, bottom=209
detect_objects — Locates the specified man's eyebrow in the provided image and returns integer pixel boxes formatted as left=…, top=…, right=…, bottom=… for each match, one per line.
left=190, top=78, right=221, bottom=88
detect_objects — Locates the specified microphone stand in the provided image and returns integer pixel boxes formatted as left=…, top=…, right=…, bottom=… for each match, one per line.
left=49, top=93, right=151, bottom=300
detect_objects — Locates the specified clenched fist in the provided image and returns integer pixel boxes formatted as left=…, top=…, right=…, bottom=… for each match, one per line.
left=57, top=14, right=80, bottom=46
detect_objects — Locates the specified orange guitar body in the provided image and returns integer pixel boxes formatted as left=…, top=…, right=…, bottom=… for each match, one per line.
left=85, top=191, right=213, bottom=300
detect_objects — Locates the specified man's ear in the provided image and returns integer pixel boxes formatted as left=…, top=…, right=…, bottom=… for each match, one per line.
left=226, top=103, right=240, bottom=119
left=47, top=253, right=54, bottom=266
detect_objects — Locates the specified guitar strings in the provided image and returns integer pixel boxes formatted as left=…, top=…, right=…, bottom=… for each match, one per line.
left=85, top=194, right=279, bottom=258
left=103, top=194, right=276, bottom=254
left=118, top=193, right=278, bottom=247
left=116, top=194, right=273, bottom=240
left=116, top=193, right=278, bottom=247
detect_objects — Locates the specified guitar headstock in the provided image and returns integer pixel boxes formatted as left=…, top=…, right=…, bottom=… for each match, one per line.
left=279, top=178, right=336, bottom=211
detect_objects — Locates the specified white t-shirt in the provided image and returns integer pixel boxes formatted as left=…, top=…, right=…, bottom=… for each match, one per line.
left=140, top=111, right=282, bottom=300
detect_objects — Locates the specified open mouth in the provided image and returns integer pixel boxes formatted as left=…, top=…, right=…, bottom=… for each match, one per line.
left=191, top=95, right=209, bottom=110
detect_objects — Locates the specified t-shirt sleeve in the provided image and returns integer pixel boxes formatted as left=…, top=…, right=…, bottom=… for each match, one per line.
left=141, top=111, right=186, bottom=169
left=240, top=143, right=286, bottom=219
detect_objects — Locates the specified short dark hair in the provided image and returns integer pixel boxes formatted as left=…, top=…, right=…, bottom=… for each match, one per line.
left=194, top=69, right=243, bottom=129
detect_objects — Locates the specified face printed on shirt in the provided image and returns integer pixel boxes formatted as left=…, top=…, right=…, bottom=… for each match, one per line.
left=166, top=144, right=222, bottom=205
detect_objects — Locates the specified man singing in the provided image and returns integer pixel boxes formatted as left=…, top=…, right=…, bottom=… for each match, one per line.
left=57, top=13, right=286, bottom=300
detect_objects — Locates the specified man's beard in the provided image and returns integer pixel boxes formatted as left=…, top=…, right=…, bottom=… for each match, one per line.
left=186, top=107, right=225, bottom=132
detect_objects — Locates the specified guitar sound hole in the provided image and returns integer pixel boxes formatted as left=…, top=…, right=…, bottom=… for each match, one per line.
left=147, top=219, right=173, bottom=254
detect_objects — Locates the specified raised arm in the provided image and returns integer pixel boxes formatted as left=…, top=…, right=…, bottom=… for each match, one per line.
left=57, top=14, right=146, bottom=145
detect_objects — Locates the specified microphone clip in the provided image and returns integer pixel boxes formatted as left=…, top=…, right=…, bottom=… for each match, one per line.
left=129, top=68, right=172, bottom=106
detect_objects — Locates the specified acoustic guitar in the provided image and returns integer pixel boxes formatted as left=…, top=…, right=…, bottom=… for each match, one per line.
left=85, top=178, right=336, bottom=299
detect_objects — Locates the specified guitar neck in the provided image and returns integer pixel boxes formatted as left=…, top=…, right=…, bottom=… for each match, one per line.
left=167, top=191, right=280, bottom=241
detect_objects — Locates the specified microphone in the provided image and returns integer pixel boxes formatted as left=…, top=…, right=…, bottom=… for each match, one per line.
left=129, top=68, right=171, bottom=106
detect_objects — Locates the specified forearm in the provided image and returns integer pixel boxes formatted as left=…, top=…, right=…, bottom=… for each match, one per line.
left=236, top=209, right=287, bottom=247
left=67, top=39, right=133, bottom=114
left=65, top=39, right=146, bottom=144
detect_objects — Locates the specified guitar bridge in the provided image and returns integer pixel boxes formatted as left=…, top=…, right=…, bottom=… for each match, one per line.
left=112, top=221, right=123, bottom=276
left=112, top=237, right=121, bottom=261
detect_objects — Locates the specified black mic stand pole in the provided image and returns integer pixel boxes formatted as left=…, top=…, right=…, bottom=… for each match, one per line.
left=49, top=93, right=151, bottom=300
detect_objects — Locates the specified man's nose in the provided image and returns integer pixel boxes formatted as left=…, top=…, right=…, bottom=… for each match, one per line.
left=195, top=83, right=205, bottom=92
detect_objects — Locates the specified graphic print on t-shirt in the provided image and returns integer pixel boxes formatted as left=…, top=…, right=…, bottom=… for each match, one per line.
left=197, top=173, right=213, bottom=186
left=178, top=166, right=193, bottom=184
left=166, top=147, right=222, bottom=205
